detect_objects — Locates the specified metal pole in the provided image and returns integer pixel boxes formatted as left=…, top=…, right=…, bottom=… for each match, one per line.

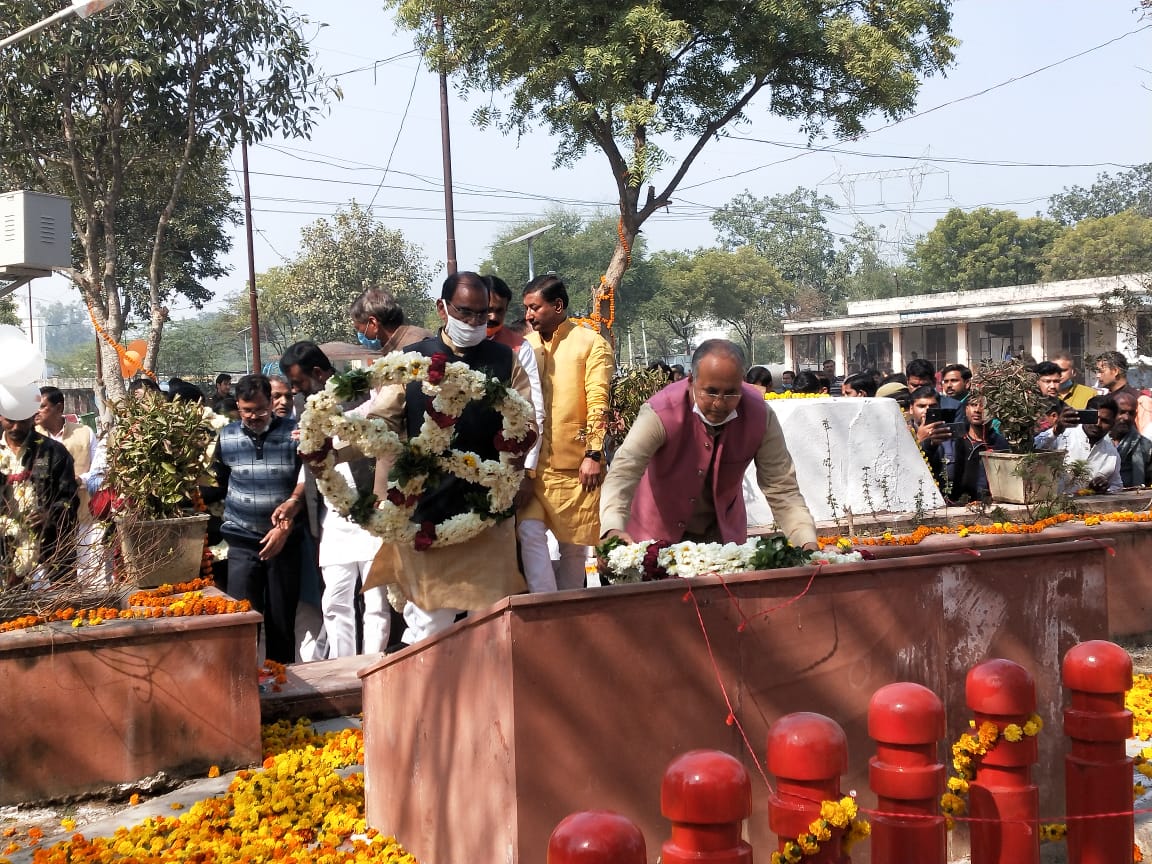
left=239, top=85, right=262, bottom=371
left=0, top=0, right=117, bottom=50
left=435, top=14, right=457, bottom=275
left=27, top=282, right=33, bottom=343
left=628, top=330, right=635, bottom=367
left=527, top=238, right=535, bottom=281
left=641, top=320, right=649, bottom=366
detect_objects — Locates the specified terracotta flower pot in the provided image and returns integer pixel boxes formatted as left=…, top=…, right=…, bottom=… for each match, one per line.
left=117, top=512, right=209, bottom=587
left=981, top=450, right=1066, bottom=505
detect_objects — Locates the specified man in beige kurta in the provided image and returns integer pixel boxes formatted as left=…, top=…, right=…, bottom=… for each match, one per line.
left=363, top=273, right=536, bottom=643
left=523, top=275, right=614, bottom=589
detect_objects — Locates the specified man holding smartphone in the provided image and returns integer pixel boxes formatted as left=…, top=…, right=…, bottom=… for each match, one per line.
left=1034, top=395, right=1122, bottom=493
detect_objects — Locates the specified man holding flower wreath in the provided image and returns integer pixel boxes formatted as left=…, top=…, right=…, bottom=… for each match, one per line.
left=363, top=271, right=538, bottom=643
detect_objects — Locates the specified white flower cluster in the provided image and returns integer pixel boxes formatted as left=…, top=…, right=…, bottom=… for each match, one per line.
left=0, top=514, right=37, bottom=578
left=602, top=538, right=864, bottom=583
left=297, top=350, right=535, bottom=551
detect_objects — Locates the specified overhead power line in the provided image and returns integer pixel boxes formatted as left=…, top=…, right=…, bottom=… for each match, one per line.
left=680, top=24, right=1152, bottom=191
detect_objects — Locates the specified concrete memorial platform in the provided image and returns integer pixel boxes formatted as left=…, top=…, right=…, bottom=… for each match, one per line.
left=0, top=599, right=262, bottom=805
left=361, top=538, right=1109, bottom=864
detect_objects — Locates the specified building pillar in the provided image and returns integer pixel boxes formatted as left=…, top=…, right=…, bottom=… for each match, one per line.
left=1030, top=317, right=1045, bottom=362
left=1117, top=321, right=1138, bottom=361
left=783, top=334, right=794, bottom=371
left=833, top=329, right=845, bottom=378
left=956, top=321, right=970, bottom=367
left=890, top=327, right=903, bottom=375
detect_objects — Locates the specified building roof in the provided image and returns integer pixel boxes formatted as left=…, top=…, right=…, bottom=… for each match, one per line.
left=782, top=274, right=1150, bottom=334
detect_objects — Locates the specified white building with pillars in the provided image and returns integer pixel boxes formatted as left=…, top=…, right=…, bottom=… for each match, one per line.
left=781, top=274, right=1151, bottom=379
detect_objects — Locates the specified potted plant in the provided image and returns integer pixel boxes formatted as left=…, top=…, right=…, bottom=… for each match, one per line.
left=968, top=360, right=1065, bottom=504
left=103, top=393, right=218, bottom=586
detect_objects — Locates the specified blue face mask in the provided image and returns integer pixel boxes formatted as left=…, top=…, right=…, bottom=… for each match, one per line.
left=356, top=329, right=381, bottom=350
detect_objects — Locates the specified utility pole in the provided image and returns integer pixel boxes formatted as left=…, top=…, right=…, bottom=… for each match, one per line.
left=435, top=15, right=457, bottom=275
left=239, top=85, right=261, bottom=371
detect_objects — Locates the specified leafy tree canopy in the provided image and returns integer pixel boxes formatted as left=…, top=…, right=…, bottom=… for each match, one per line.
left=1048, top=163, right=1152, bottom=225
left=691, top=246, right=796, bottom=362
left=1039, top=210, right=1152, bottom=282
left=0, top=0, right=332, bottom=400
left=481, top=208, right=659, bottom=330
left=388, top=0, right=957, bottom=327
left=233, top=203, right=435, bottom=347
left=712, top=187, right=843, bottom=306
left=908, top=207, right=1064, bottom=292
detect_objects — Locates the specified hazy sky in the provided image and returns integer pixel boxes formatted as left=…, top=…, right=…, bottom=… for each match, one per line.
left=23, top=1, right=1152, bottom=320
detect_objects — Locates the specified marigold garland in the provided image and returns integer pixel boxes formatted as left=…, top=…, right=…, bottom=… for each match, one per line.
left=0, top=577, right=248, bottom=634
left=941, top=715, right=1043, bottom=831
left=814, top=510, right=1152, bottom=550
left=0, top=720, right=419, bottom=864
left=769, top=795, right=870, bottom=864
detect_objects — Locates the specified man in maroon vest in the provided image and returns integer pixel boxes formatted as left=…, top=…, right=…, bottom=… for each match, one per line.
left=600, top=340, right=816, bottom=548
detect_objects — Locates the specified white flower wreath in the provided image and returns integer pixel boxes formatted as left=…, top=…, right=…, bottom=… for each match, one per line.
left=297, top=350, right=536, bottom=551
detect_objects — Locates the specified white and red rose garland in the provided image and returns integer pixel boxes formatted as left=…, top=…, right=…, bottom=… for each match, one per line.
left=298, top=351, right=536, bottom=551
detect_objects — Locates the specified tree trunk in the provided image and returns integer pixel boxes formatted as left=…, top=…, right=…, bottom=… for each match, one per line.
left=597, top=231, right=637, bottom=347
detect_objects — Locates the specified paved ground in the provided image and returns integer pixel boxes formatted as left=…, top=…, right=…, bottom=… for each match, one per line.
left=3, top=651, right=1150, bottom=863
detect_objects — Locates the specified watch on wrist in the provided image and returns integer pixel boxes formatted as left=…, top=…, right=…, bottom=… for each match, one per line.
left=584, top=450, right=602, bottom=463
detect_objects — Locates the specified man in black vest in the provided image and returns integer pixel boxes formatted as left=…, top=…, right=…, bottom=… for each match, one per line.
left=365, top=272, right=536, bottom=644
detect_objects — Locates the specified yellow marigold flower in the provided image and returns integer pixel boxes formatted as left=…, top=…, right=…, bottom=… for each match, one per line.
left=947, top=777, right=969, bottom=794
left=940, top=793, right=966, bottom=816
left=461, top=454, right=477, bottom=468
left=208, top=765, right=221, bottom=778
left=958, top=526, right=969, bottom=537
left=977, top=722, right=999, bottom=747
left=799, top=836, right=820, bottom=855
left=169, top=802, right=184, bottom=811
left=129, top=793, right=141, bottom=806
left=1027, top=713, right=1043, bottom=733
left=839, top=796, right=857, bottom=822
left=1003, top=724, right=1024, bottom=743
left=1023, top=719, right=1040, bottom=737
left=60, top=818, right=75, bottom=831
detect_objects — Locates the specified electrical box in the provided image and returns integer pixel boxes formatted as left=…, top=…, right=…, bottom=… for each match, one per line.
left=0, top=190, right=72, bottom=274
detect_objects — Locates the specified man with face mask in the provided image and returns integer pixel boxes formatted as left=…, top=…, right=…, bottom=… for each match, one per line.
left=364, top=271, right=537, bottom=643
left=205, top=374, right=304, bottom=664
left=349, top=285, right=433, bottom=354
left=600, top=340, right=816, bottom=548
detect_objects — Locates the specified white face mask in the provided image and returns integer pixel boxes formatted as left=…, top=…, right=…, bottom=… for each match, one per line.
left=444, top=314, right=488, bottom=348
left=692, top=403, right=738, bottom=428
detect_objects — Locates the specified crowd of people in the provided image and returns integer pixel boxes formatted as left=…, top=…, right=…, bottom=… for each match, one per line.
left=772, top=349, right=1152, bottom=503
left=2, top=272, right=1150, bottom=664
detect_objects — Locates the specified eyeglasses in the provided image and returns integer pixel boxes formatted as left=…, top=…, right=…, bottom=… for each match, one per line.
left=239, top=409, right=270, bottom=420
left=446, top=300, right=489, bottom=324
left=695, top=388, right=742, bottom=403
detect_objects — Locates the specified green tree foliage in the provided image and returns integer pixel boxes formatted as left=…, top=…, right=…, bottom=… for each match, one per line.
left=908, top=207, right=1064, bottom=292
left=694, top=247, right=796, bottom=362
left=482, top=209, right=659, bottom=331
left=232, top=203, right=434, bottom=347
left=637, top=250, right=710, bottom=355
left=40, top=301, right=93, bottom=363
left=712, top=188, right=844, bottom=307
left=387, top=0, right=956, bottom=327
left=0, top=0, right=332, bottom=401
left=834, top=222, right=921, bottom=301
left=1048, top=163, right=1152, bottom=225
left=0, top=295, right=19, bottom=327
left=1039, top=211, right=1152, bottom=282
left=156, top=314, right=242, bottom=381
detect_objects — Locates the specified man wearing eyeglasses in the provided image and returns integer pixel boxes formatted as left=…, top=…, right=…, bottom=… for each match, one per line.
left=600, top=340, right=816, bottom=549
left=364, top=271, right=537, bottom=644
left=207, top=373, right=305, bottom=664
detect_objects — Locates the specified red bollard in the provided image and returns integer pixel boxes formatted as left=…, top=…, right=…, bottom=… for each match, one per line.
left=766, top=712, right=850, bottom=864
left=966, top=658, right=1040, bottom=864
left=1063, top=640, right=1134, bottom=864
left=661, top=749, right=752, bottom=864
left=548, top=811, right=646, bottom=864
left=868, top=682, right=947, bottom=864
